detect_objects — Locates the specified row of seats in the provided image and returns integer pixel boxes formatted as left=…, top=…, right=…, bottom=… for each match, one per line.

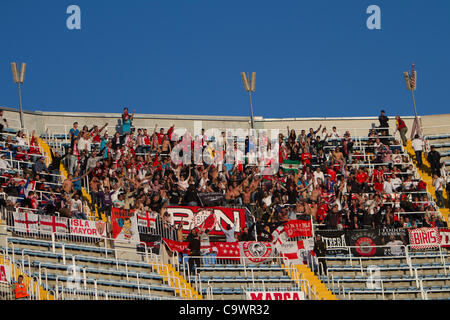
left=41, top=284, right=181, bottom=300
left=191, top=275, right=292, bottom=282
left=424, top=134, right=450, bottom=140
left=329, top=263, right=445, bottom=270
left=3, top=237, right=179, bottom=300
left=324, top=274, right=450, bottom=281
left=9, top=238, right=115, bottom=256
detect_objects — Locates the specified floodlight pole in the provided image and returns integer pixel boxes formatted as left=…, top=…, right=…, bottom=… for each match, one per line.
left=248, top=82, right=255, bottom=129
left=17, top=81, right=24, bottom=130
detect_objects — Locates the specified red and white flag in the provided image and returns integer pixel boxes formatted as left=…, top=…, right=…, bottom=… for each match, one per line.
left=409, top=227, right=441, bottom=250
left=39, top=215, right=69, bottom=235
left=214, top=242, right=240, bottom=260
left=13, top=211, right=39, bottom=234
left=439, top=229, right=450, bottom=248
left=283, top=220, right=313, bottom=238
left=0, top=265, right=11, bottom=284
left=137, top=211, right=157, bottom=229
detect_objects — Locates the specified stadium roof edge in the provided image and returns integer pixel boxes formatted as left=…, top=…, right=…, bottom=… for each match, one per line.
left=0, top=105, right=426, bottom=122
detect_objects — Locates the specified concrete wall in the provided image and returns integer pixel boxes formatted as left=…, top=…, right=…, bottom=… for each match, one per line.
left=1, top=105, right=449, bottom=138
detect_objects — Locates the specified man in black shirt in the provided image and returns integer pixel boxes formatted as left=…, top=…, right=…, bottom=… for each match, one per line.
left=314, top=235, right=327, bottom=275
left=427, top=146, right=441, bottom=176
left=187, top=229, right=201, bottom=277
left=183, top=183, right=199, bottom=206
left=378, top=110, right=389, bottom=136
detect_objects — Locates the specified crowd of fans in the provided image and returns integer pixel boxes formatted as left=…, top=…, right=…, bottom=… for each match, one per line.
left=0, top=108, right=449, bottom=243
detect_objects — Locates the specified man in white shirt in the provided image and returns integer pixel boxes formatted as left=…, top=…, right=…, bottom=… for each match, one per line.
left=390, top=174, right=402, bottom=192
left=0, top=154, right=11, bottom=171
left=77, top=132, right=92, bottom=152
left=70, top=194, right=86, bottom=220
left=383, top=176, right=394, bottom=194
left=411, top=134, right=423, bottom=167
left=313, top=167, right=325, bottom=186
left=433, top=174, right=445, bottom=208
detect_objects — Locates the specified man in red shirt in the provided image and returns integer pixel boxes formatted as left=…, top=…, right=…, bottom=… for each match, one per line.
left=325, top=166, right=337, bottom=182
left=355, top=168, right=369, bottom=192
left=395, top=116, right=408, bottom=147
left=301, top=147, right=312, bottom=167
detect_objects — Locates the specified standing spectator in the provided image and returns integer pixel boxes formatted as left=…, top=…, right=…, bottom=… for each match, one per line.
left=446, top=176, right=450, bottom=208
left=0, top=109, right=9, bottom=141
left=427, top=146, right=442, bottom=177
left=99, top=185, right=114, bottom=219
left=13, top=275, right=29, bottom=300
left=378, top=110, right=389, bottom=136
left=325, top=204, right=341, bottom=229
left=33, top=157, right=49, bottom=179
left=68, top=122, right=80, bottom=143
left=220, top=222, right=238, bottom=242
left=187, top=228, right=201, bottom=276
left=49, top=149, right=68, bottom=183
left=121, top=107, right=135, bottom=135
left=313, top=235, right=327, bottom=275
left=433, top=174, right=445, bottom=208
left=395, top=115, right=408, bottom=147
left=70, top=193, right=87, bottom=220
left=411, top=134, right=424, bottom=168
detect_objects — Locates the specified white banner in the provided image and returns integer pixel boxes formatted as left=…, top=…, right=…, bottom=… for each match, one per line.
left=0, top=264, right=11, bottom=284
left=70, top=219, right=107, bottom=238
left=13, top=211, right=39, bottom=234
left=246, top=291, right=305, bottom=300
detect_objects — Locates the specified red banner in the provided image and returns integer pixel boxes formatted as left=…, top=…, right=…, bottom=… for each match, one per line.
left=163, top=239, right=241, bottom=260
left=163, top=238, right=189, bottom=253
left=283, top=219, right=312, bottom=238
left=408, top=227, right=442, bottom=250
left=166, top=206, right=246, bottom=236
left=112, top=207, right=140, bottom=243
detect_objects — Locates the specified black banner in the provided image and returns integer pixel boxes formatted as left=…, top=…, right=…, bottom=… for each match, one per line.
left=316, top=230, right=348, bottom=255
left=345, top=229, right=381, bottom=257
left=137, top=233, right=162, bottom=255
left=197, top=192, right=225, bottom=207
left=378, top=228, right=409, bottom=256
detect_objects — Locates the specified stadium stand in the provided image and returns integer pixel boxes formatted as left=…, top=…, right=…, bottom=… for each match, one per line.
left=0, top=107, right=449, bottom=301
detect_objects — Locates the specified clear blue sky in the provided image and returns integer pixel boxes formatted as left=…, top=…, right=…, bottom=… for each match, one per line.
left=1, top=0, right=449, bottom=118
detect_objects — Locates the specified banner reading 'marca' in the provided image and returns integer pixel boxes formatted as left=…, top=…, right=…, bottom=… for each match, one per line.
left=246, top=291, right=305, bottom=300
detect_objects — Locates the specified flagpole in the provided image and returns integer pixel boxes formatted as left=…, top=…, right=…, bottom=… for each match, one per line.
left=410, top=89, right=422, bottom=137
